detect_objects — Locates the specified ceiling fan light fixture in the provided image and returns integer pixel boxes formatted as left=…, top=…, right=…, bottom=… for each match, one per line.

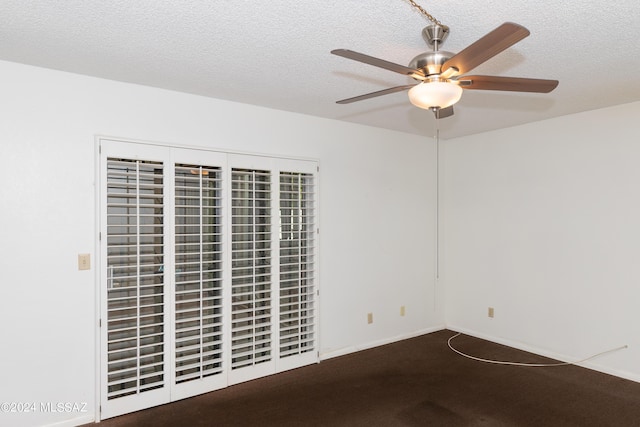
left=408, top=81, right=463, bottom=109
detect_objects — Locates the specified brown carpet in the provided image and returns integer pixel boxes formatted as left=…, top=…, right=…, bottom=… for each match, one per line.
left=88, top=330, right=640, bottom=426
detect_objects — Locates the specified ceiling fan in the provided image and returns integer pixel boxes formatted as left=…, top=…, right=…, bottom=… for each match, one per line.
left=331, top=22, right=558, bottom=119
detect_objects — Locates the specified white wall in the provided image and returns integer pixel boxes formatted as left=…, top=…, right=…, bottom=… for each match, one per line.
left=442, top=101, right=640, bottom=381
left=0, top=60, right=441, bottom=427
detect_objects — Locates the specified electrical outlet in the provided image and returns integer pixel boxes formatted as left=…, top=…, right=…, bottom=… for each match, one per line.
left=488, top=307, right=494, bottom=318
left=367, top=313, right=373, bottom=324
left=400, top=306, right=406, bottom=317
left=78, top=253, right=91, bottom=271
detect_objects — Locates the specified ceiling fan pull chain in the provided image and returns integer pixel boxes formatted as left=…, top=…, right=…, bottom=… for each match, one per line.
left=406, top=0, right=443, bottom=26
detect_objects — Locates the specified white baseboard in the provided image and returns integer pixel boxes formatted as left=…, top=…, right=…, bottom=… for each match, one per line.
left=43, top=414, right=94, bottom=427
left=446, top=325, right=640, bottom=384
left=320, top=325, right=446, bottom=361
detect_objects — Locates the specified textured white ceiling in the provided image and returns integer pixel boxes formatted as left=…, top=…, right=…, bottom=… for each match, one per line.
left=0, top=0, right=638, bottom=139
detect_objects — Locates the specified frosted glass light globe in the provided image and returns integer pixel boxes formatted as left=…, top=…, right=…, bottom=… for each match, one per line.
left=408, top=81, right=463, bottom=109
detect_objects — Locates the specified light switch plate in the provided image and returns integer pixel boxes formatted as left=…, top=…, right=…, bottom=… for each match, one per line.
left=78, top=253, right=91, bottom=271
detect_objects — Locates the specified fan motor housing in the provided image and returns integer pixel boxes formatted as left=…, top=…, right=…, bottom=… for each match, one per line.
left=408, top=51, right=455, bottom=77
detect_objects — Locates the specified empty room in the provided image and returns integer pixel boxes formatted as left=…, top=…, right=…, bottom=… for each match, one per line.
left=0, top=1, right=639, bottom=426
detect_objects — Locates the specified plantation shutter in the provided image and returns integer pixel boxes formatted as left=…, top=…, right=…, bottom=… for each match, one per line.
left=174, top=164, right=224, bottom=384
left=104, top=158, right=167, bottom=407
left=279, top=172, right=316, bottom=359
left=230, top=168, right=273, bottom=371
left=100, top=139, right=318, bottom=418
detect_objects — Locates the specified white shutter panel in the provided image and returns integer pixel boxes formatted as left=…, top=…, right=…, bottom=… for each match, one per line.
left=174, top=165, right=224, bottom=384
left=230, top=169, right=272, bottom=370
left=279, top=172, right=316, bottom=358
left=105, top=159, right=166, bottom=400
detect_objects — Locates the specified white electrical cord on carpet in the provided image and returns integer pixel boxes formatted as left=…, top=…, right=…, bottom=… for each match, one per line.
left=447, top=333, right=628, bottom=367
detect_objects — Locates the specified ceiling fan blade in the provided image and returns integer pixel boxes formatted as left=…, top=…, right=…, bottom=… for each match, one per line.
left=434, top=106, right=455, bottom=119
left=441, top=22, right=530, bottom=77
left=336, top=85, right=416, bottom=104
left=332, top=49, right=425, bottom=79
left=458, top=75, right=559, bottom=93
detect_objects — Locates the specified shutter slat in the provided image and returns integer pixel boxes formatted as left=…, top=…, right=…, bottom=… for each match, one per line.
left=279, top=171, right=316, bottom=359
left=174, top=164, right=224, bottom=383
left=106, top=158, right=166, bottom=401
left=230, top=168, right=273, bottom=368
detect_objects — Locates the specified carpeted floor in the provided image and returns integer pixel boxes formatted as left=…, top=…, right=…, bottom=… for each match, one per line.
left=88, top=330, right=640, bottom=426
